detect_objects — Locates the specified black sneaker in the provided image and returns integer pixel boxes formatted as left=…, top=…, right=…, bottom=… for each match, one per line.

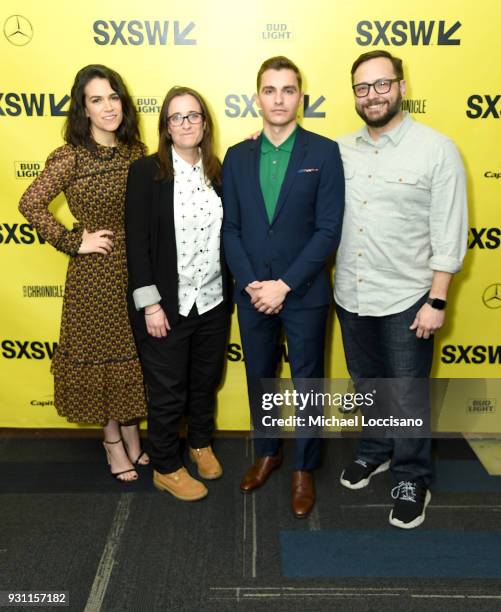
left=389, top=480, right=431, bottom=529
left=340, top=458, right=391, bottom=490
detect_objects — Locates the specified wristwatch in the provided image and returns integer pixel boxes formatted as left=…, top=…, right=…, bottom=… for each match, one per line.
left=426, top=297, right=447, bottom=310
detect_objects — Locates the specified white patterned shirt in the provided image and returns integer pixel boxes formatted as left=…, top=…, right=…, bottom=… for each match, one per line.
left=172, top=147, right=223, bottom=316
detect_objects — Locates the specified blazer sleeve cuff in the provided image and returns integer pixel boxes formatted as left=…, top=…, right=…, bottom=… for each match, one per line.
left=133, top=285, right=162, bottom=311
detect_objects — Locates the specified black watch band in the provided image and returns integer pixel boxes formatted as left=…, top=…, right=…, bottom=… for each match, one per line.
left=426, top=297, right=447, bottom=310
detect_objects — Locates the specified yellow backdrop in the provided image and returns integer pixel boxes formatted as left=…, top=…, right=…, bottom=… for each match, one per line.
left=1, top=1, right=499, bottom=429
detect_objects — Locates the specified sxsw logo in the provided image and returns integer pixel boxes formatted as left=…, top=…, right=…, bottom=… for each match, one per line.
left=441, top=345, right=501, bottom=364
left=1, top=339, right=58, bottom=360
left=225, top=94, right=326, bottom=118
left=0, top=93, right=69, bottom=116
left=0, top=223, right=46, bottom=245
left=468, top=227, right=501, bottom=249
left=356, top=20, right=461, bottom=46
left=93, top=20, right=196, bottom=45
left=466, top=95, right=501, bottom=119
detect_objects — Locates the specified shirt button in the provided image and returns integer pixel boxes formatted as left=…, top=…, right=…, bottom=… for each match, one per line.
left=357, top=252, right=362, bottom=257
left=368, top=174, right=372, bottom=179
left=358, top=278, right=363, bottom=283
left=272, top=160, right=277, bottom=165
left=399, top=178, right=403, bottom=182
left=363, top=201, right=368, bottom=205
left=374, top=150, right=379, bottom=155
left=359, top=228, right=363, bottom=233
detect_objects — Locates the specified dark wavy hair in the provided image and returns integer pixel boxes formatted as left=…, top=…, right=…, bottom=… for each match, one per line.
left=156, top=86, right=221, bottom=185
left=64, top=64, right=140, bottom=150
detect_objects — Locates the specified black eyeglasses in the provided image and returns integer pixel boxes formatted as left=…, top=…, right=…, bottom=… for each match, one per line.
left=352, top=78, right=400, bottom=98
left=167, top=112, right=204, bottom=127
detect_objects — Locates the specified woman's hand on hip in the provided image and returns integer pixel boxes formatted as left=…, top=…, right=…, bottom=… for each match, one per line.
left=78, top=228, right=114, bottom=255
left=145, top=304, right=171, bottom=338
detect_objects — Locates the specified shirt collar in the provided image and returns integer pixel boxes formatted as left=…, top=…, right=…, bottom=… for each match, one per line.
left=172, top=145, right=202, bottom=173
left=261, top=126, right=297, bottom=155
left=356, top=111, right=412, bottom=146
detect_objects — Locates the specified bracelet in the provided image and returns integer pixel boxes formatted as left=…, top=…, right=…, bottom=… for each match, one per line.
left=145, top=306, right=162, bottom=316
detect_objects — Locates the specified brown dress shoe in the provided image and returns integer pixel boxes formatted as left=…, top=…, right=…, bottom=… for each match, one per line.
left=240, top=451, right=283, bottom=492
left=291, top=470, right=315, bottom=518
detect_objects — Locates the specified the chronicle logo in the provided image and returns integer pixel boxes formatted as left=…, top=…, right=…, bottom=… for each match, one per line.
left=466, top=95, right=500, bottom=119
left=1, top=340, right=58, bottom=360
left=482, top=284, right=501, bottom=309
left=355, top=20, right=461, bottom=46
left=467, top=398, right=496, bottom=413
left=468, top=227, right=501, bottom=249
left=441, top=345, right=501, bottom=364
left=93, top=20, right=196, bottom=45
left=14, top=161, right=44, bottom=179
left=23, top=285, right=64, bottom=298
left=0, top=223, right=46, bottom=245
left=0, top=93, right=69, bottom=117
left=134, top=97, right=161, bottom=114
left=401, top=99, right=427, bottom=114
left=3, top=15, right=33, bottom=46
left=225, top=94, right=326, bottom=118
left=484, top=171, right=500, bottom=179
left=227, top=343, right=289, bottom=362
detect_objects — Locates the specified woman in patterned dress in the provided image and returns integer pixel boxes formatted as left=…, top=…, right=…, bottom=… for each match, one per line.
left=125, top=87, right=230, bottom=500
left=19, top=65, right=149, bottom=482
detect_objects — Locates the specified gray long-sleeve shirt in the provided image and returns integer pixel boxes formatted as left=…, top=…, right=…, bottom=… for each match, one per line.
left=334, top=113, right=468, bottom=316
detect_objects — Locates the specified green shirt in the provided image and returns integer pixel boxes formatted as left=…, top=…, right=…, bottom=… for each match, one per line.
left=259, top=128, right=297, bottom=223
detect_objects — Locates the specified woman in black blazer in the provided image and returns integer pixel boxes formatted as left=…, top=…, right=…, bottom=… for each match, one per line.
left=125, top=86, right=230, bottom=501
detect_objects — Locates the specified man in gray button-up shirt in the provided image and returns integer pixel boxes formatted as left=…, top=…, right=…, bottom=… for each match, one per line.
left=335, top=50, right=468, bottom=529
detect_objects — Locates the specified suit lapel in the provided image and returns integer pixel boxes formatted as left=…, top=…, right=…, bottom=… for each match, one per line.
left=249, top=136, right=270, bottom=225
left=271, top=126, right=308, bottom=225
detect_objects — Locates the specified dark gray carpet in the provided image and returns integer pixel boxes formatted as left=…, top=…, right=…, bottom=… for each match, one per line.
left=1, top=436, right=501, bottom=611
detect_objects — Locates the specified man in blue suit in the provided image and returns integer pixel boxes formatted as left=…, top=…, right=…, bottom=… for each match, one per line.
left=222, top=56, right=345, bottom=517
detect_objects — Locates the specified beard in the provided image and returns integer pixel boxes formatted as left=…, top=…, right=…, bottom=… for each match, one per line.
left=356, top=91, right=402, bottom=128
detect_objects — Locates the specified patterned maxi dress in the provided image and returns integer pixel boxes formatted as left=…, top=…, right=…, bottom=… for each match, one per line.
left=19, top=142, right=147, bottom=424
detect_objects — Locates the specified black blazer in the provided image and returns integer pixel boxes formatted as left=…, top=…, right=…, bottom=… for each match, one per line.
left=125, top=153, right=229, bottom=339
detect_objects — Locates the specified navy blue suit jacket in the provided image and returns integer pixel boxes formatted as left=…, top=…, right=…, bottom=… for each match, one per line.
left=222, top=126, right=345, bottom=309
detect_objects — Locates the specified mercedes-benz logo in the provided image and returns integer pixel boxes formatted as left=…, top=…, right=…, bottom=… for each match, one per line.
left=482, top=283, right=501, bottom=309
left=4, top=15, right=33, bottom=46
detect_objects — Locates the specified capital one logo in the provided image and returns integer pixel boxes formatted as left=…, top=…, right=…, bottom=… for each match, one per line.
left=355, top=20, right=461, bottom=46
left=225, top=94, right=326, bottom=118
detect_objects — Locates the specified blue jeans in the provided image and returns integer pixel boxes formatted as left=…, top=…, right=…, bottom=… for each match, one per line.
left=336, top=293, right=433, bottom=486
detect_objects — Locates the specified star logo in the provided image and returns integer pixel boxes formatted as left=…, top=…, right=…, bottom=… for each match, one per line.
left=482, top=283, right=501, bottom=309
left=4, top=15, right=33, bottom=46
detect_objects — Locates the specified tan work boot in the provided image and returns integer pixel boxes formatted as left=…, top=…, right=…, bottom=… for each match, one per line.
left=189, top=446, right=223, bottom=480
left=153, top=467, right=208, bottom=501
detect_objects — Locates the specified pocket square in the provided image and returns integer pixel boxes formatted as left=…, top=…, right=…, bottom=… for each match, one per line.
left=298, top=168, right=319, bottom=173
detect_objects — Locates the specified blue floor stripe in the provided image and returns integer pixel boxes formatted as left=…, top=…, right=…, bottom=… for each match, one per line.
left=281, top=530, right=501, bottom=578
left=435, top=460, right=501, bottom=493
